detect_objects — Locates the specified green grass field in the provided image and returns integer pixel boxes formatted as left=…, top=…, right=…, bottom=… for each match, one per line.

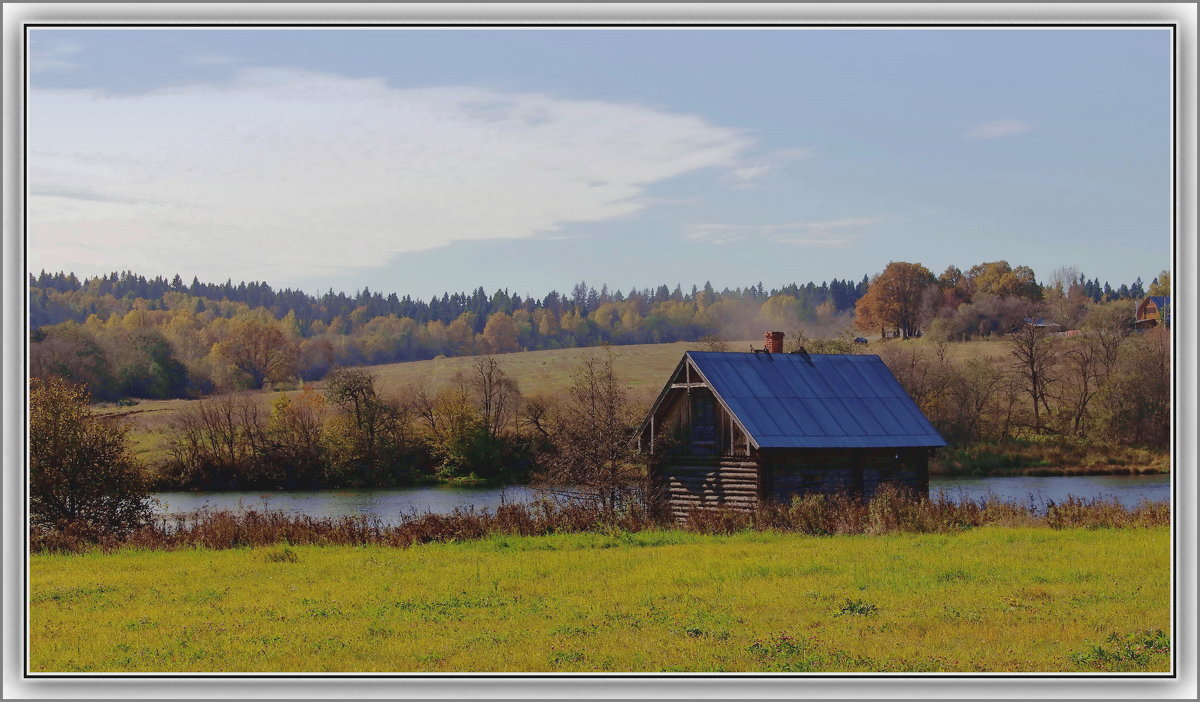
left=29, top=526, right=1170, bottom=673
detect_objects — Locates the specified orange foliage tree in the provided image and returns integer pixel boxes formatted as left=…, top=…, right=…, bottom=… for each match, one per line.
left=854, top=262, right=936, bottom=339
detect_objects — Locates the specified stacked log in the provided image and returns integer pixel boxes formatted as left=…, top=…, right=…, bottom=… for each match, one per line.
left=660, top=458, right=759, bottom=521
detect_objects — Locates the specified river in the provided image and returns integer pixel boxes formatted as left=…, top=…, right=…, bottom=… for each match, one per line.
left=151, top=473, right=1169, bottom=526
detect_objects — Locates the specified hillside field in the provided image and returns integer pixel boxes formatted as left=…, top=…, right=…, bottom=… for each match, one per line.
left=98, top=338, right=1013, bottom=465
left=29, top=526, right=1170, bottom=673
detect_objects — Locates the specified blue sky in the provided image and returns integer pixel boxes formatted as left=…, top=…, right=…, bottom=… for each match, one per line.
left=28, top=28, right=1172, bottom=300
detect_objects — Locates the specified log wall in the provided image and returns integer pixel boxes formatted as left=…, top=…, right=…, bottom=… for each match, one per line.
left=655, top=450, right=931, bottom=521
left=656, top=457, right=761, bottom=521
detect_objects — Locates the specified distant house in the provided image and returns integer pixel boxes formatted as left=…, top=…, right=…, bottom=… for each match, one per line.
left=1136, top=296, right=1171, bottom=330
left=637, top=332, right=946, bottom=520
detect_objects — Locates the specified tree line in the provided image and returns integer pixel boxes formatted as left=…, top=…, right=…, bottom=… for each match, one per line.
left=29, top=275, right=868, bottom=402
left=854, top=261, right=1168, bottom=341
left=28, top=263, right=1158, bottom=404
left=30, top=270, right=868, bottom=332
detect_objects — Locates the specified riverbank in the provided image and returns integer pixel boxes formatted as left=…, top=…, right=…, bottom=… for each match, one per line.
left=32, top=489, right=1169, bottom=554
left=930, top=439, right=1169, bottom=477
left=29, top=526, right=1170, bottom=673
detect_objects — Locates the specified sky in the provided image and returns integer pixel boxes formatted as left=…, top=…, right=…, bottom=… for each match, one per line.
left=27, top=28, right=1172, bottom=302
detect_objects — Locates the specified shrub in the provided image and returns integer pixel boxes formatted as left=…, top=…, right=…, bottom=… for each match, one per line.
left=29, top=376, right=153, bottom=538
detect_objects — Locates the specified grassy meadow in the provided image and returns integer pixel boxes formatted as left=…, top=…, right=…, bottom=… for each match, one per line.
left=29, top=526, right=1169, bottom=673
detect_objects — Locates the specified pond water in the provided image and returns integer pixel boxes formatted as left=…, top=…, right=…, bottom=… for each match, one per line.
left=152, top=484, right=541, bottom=526
left=152, top=474, right=1170, bottom=525
left=928, top=473, right=1170, bottom=509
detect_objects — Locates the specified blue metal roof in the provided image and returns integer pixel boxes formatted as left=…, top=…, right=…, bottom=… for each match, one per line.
left=684, top=351, right=947, bottom=449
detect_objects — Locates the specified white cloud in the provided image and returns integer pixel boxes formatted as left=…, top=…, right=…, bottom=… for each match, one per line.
left=28, top=68, right=750, bottom=281
left=964, top=119, right=1033, bottom=141
left=684, top=217, right=882, bottom=247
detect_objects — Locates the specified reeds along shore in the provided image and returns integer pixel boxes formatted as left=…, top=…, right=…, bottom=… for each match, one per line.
left=30, top=486, right=1170, bottom=554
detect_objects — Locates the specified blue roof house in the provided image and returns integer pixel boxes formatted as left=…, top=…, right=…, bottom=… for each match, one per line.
left=638, top=332, right=946, bottom=518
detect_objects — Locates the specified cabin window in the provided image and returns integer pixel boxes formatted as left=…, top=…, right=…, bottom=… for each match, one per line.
left=691, top=394, right=717, bottom=454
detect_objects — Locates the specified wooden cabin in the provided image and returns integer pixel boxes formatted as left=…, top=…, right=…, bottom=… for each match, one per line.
left=637, top=337, right=946, bottom=520
left=1136, top=296, right=1171, bottom=330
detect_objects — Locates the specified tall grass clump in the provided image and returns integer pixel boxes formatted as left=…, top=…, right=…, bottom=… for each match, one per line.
left=29, top=485, right=1168, bottom=554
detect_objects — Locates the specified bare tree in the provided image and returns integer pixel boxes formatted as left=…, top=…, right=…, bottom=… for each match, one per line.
left=168, top=391, right=266, bottom=488
left=1083, top=301, right=1135, bottom=377
left=466, top=356, right=519, bottom=441
left=531, top=348, right=650, bottom=512
left=267, top=386, right=330, bottom=488
left=1098, top=327, right=1170, bottom=447
left=1007, top=313, right=1059, bottom=432
left=1061, top=335, right=1102, bottom=436
left=947, top=357, right=1006, bottom=443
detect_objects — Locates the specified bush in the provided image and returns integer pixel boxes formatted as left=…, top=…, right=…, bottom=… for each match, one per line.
left=29, top=376, right=154, bottom=538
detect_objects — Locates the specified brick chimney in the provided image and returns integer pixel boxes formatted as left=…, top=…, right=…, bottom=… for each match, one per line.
left=764, top=331, right=784, bottom=354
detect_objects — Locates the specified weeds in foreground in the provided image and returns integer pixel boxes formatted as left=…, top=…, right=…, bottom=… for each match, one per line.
left=835, top=599, right=880, bottom=617
left=30, top=485, right=1169, bottom=554
left=1069, top=630, right=1171, bottom=671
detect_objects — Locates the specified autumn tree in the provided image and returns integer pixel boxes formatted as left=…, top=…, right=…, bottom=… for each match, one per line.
left=759, top=294, right=807, bottom=331
left=413, top=357, right=529, bottom=481
left=29, top=322, right=113, bottom=400
left=935, top=265, right=972, bottom=309
left=854, top=262, right=936, bottom=339
left=267, top=386, right=330, bottom=488
left=30, top=376, right=153, bottom=535
left=213, top=316, right=298, bottom=389
left=481, top=311, right=520, bottom=354
left=324, top=368, right=411, bottom=484
left=967, top=261, right=1041, bottom=300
